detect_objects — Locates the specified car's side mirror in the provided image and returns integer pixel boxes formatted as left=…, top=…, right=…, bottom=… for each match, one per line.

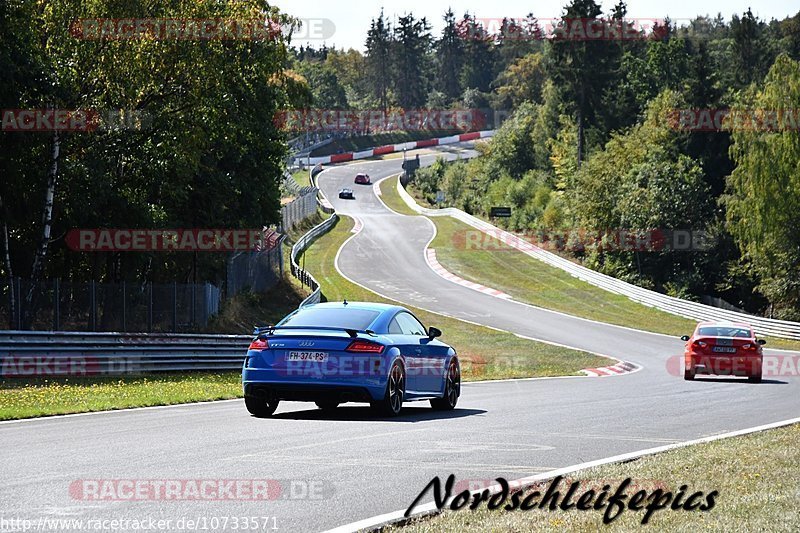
left=757, top=339, right=766, bottom=346
left=428, top=327, right=442, bottom=340
left=680, top=335, right=690, bottom=342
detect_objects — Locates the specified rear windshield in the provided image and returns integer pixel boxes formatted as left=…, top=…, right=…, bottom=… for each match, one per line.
left=279, top=308, right=380, bottom=330
left=697, top=326, right=752, bottom=338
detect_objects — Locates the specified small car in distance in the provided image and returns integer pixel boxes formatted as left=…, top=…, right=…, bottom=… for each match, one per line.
left=354, top=173, right=371, bottom=185
left=681, top=322, right=765, bottom=383
left=338, top=188, right=355, bottom=199
left=242, top=302, right=461, bottom=417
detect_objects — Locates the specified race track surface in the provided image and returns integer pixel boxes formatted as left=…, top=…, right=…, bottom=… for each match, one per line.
left=2, top=147, right=798, bottom=532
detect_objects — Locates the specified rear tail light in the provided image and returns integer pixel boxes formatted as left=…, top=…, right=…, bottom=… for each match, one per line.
left=692, top=341, right=707, bottom=349
left=249, top=338, right=269, bottom=350
left=346, top=340, right=384, bottom=354
left=742, top=343, right=757, bottom=351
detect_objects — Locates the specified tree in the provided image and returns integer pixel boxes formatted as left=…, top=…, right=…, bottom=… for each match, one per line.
left=298, top=61, right=349, bottom=109
left=496, top=52, right=546, bottom=107
left=460, top=14, right=495, bottom=93
left=366, top=11, right=393, bottom=110
left=435, top=9, right=463, bottom=102
left=547, top=0, right=612, bottom=166
left=0, top=0, right=303, bottom=327
left=724, top=54, right=800, bottom=318
left=730, top=9, right=772, bottom=88
left=392, top=13, right=433, bottom=108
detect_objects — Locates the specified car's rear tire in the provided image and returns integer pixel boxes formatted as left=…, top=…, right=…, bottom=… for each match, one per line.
left=315, top=400, right=340, bottom=411
left=431, top=359, right=460, bottom=411
left=372, top=361, right=405, bottom=416
left=684, top=366, right=695, bottom=381
left=245, top=396, right=279, bottom=417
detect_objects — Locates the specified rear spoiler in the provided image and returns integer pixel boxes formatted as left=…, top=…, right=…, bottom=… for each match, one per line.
left=252, top=326, right=377, bottom=339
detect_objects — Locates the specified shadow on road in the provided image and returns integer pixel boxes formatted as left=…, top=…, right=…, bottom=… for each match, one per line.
left=271, top=405, right=486, bottom=422
left=692, top=377, right=789, bottom=385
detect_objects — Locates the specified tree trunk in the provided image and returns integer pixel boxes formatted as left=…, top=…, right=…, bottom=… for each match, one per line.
left=23, top=130, right=60, bottom=329
left=0, top=193, right=15, bottom=329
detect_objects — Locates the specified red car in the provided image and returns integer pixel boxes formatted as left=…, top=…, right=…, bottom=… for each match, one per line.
left=354, top=173, right=371, bottom=185
left=682, top=322, right=765, bottom=383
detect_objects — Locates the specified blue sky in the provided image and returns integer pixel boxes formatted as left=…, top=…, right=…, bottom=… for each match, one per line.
left=271, top=0, right=798, bottom=51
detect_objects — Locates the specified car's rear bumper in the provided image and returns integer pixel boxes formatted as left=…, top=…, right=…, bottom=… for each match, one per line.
left=243, top=368, right=386, bottom=402
left=687, top=353, right=762, bottom=376
left=244, top=382, right=376, bottom=403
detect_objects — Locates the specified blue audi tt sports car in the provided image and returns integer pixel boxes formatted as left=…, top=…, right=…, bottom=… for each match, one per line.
left=242, top=302, right=460, bottom=417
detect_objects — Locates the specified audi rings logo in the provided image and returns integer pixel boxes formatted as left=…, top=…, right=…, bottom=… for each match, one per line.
left=299, top=341, right=315, bottom=347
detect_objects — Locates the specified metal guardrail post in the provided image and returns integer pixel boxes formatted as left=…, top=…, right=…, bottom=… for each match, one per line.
left=172, top=282, right=178, bottom=333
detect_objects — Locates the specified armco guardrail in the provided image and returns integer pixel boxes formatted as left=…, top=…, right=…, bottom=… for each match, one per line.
left=397, top=180, right=800, bottom=341
left=290, top=213, right=338, bottom=307
left=296, top=130, right=496, bottom=166
left=0, top=331, right=249, bottom=375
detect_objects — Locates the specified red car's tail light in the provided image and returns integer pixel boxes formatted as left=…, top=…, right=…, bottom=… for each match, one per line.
left=346, top=340, right=384, bottom=354
left=692, top=340, right=707, bottom=349
left=249, top=338, right=269, bottom=350
left=742, top=343, right=757, bottom=351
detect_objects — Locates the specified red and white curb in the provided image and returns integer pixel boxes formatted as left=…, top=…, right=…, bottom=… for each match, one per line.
left=351, top=217, right=364, bottom=234
left=372, top=181, right=382, bottom=197
left=425, top=249, right=511, bottom=300
left=298, top=130, right=496, bottom=166
left=581, top=360, right=639, bottom=377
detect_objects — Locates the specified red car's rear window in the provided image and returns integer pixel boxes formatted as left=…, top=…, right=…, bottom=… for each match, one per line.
left=697, top=326, right=752, bottom=338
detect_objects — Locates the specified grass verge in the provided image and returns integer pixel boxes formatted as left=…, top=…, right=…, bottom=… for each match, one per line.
left=379, top=176, right=419, bottom=216
left=0, top=372, right=242, bottom=421
left=385, top=178, right=800, bottom=351
left=291, top=168, right=310, bottom=188
left=392, top=422, right=800, bottom=532
left=298, top=214, right=609, bottom=381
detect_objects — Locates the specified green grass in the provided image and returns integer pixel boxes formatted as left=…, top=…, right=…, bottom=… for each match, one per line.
left=384, top=178, right=800, bottom=351
left=310, top=130, right=465, bottom=157
left=291, top=168, right=310, bottom=188
left=299, top=214, right=609, bottom=382
left=379, top=175, right=420, bottom=216
left=0, top=373, right=243, bottom=421
left=393, top=422, right=800, bottom=532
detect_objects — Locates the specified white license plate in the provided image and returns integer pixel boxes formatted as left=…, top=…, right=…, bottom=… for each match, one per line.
left=287, top=351, right=329, bottom=362
left=712, top=347, right=737, bottom=354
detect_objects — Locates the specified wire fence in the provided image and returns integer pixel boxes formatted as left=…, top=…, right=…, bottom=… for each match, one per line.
left=226, top=230, right=285, bottom=298
left=281, top=187, right=320, bottom=231
left=0, top=279, right=220, bottom=333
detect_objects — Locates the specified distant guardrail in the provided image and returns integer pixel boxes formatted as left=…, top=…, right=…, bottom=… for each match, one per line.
left=0, top=331, right=249, bottom=376
left=396, top=180, right=800, bottom=341
left=290, top=214, right=338, bottom=307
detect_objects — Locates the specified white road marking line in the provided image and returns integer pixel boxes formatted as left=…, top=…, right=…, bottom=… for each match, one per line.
left=324, top=416, right=800, bottom=533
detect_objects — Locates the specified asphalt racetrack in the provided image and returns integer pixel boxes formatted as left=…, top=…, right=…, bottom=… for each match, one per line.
left=2, top=146, right=798, bottom=532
